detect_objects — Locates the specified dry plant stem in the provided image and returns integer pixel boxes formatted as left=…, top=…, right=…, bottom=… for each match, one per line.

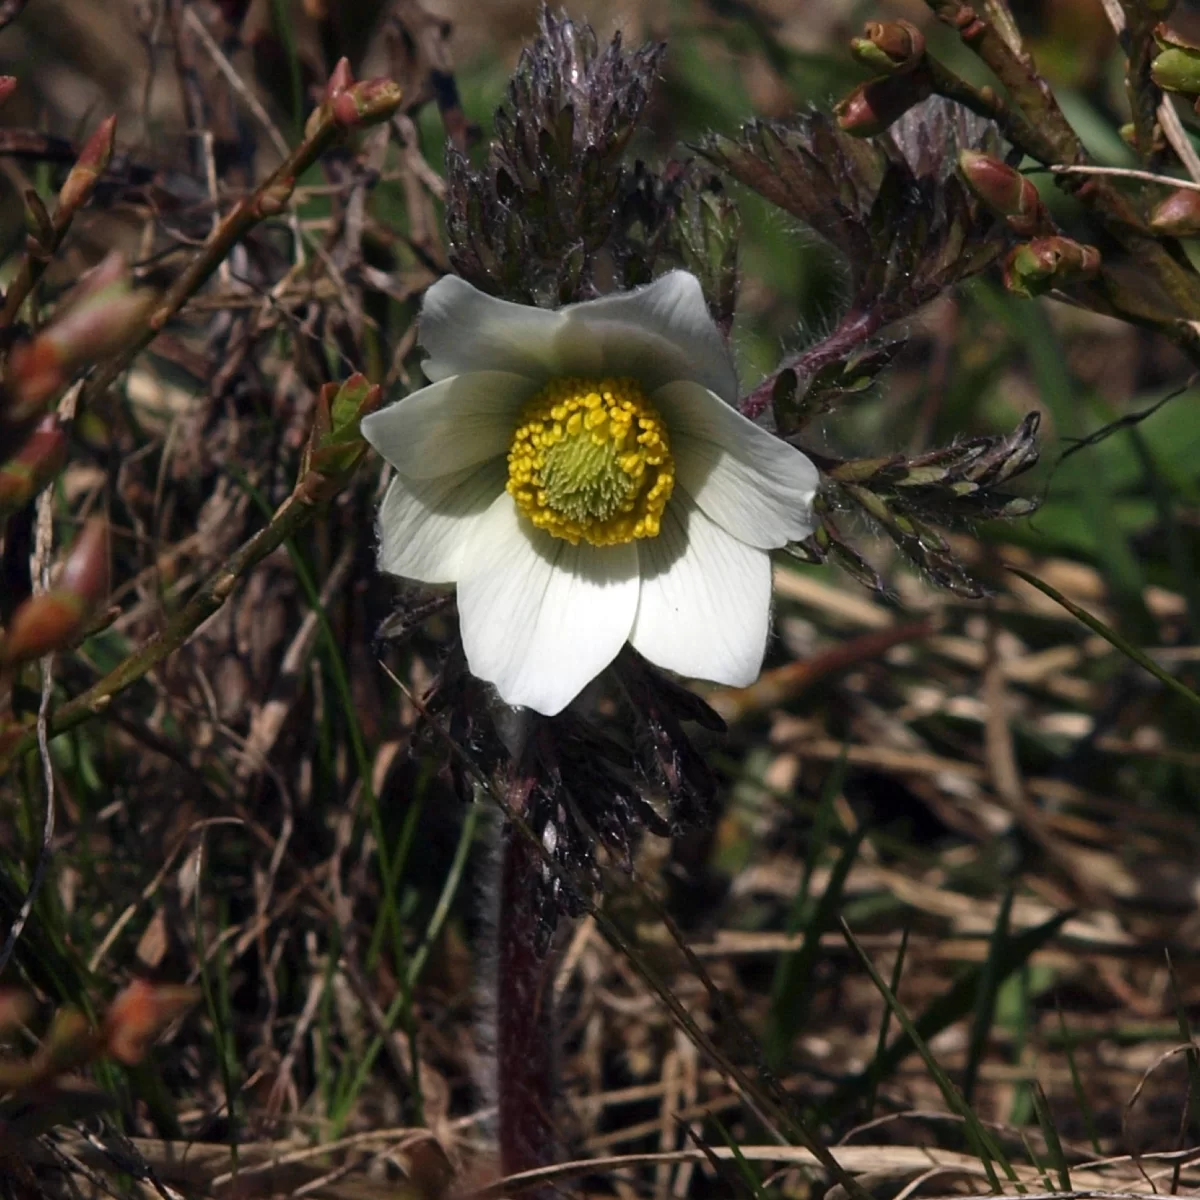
left=496, top=800, right=559, bottom=1195
left=1049, top=165, right=1200, bottom=192
left=0, top=193, right=85, bottom=329
left=0, top=490, right=57, bottom=974
left=0, top=466, right=346, bottom=774
left=926, top=0, right=1200, bottom=327
left=925, top=0, right=1084, bottom=163
left=924, top=56, right=1056, bottom=164
left=1096, top=0, right=1200, bottom=182
left=78, top=113, right=343, bottom=414
left=978, top=0, right=1023, bottom=54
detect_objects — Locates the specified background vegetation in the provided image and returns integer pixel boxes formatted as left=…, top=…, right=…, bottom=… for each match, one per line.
left=3, top=1, right=1200, bottom=1198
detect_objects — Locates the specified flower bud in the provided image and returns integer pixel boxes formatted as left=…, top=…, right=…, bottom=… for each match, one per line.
left=57, top=115, right=116, bottom=218
left=1150, top=187, right=1200, bottom=235
left=0, top=518, right=108, bottom=666
left=850, top=20, right=925, bottom=75
left=958, top=149, right=1047, bottom=237
left=1003, top=236, right=1101, bottom=298
left=835, top=71, right=932, bottom=137
left=0, top=416, right=67, bottom=519
left=0, top=77, right=16, bottom=108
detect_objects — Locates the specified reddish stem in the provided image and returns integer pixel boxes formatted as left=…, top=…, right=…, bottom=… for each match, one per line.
left=739, top=308, right=882, bottom=419
left=496, top=816, right=559, bottom=1193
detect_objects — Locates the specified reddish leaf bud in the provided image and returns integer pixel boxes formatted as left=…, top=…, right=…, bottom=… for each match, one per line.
left=1003, top=236, right=1101, bottom=298
left=324, top=56, right=355, bottom=100
left=0, top=518, right=109, bottom=666
left=1150, top=187, right=1200, bottom=235
left=102, top=980, right=197, bottom=1066
left=6, top=255, right=155, bottom=416
left=58, top=516, right=109, bottom=602
left=0, top=77, right=17, bottom=108
left=331, top=78, right=404, bottom=129
left=307, top=373, right=383, bottom=476
left=834, top=71, right=932, bottom=137
left=39, top=1007, right=97, bottom=1073
left=57, top=115, right=116, bottom=217
left=850, top=20, right=925, bottom=75
left=0, top=989, right=33, bottom=1033
left=958, top=149, right=1047, bottom=237
left=0, top=415, right=68, bottom=518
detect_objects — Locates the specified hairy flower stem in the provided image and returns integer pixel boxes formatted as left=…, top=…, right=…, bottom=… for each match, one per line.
left=495, top=799, right=559, bottom=1196
left=740, top=309, right=882, bottom=420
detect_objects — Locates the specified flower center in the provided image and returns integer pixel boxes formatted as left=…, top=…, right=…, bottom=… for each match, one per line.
left=506, top=376, right=675, bottom=546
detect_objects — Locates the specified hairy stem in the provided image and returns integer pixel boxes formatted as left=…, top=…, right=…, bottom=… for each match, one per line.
left=740, top=309, right=882, bottom=420
left=495, top=801, right=559, bottom=1194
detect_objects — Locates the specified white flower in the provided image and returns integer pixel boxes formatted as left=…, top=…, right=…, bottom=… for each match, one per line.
left=361, top=270, right=819, bottom=716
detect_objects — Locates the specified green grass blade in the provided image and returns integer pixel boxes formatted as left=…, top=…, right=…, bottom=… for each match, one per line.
left=1129, top=427, right=1200, bottom=638
left=822, top=909, right=1072, bottom=1119
left=709, top=1114, right=770, bottom=1200
left=989, top=290, right=1154, bottom=639
left=1056, top=996, right=1101, bottom=1154
left=1030, top=1079, right=1071, bottom=1191
left=962, top=885, right=1014, bottom=1104
left=767, top=752, right=860, bottom=1067
left=1010, top=567, right=1200, bottom=709
left=865, top=921, right=909, bottom=1122
left=330, top=802, right=481, bottom=1137
left=840, top=919, right=1017, bottom=1191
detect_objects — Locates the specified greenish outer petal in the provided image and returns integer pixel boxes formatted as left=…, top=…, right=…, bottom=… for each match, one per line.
left=361, top=371, right=537, bottom=478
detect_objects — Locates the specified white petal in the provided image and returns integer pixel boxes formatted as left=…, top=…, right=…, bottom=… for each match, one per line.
left=457, top=495, right=639, bottom=715
left=361, top=372, right=534, bottom=478
left=419, top=276, right=567, bottom=383
left=377, top=461, right=506, bottom=584
left=656, top=380, right=819, bottom=549
left=563, top=271, right=740, bottom=403
left=631, top=496, right=772, bottom=687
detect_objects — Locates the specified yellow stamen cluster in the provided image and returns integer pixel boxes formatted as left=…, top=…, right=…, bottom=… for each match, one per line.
left=506, top=376, right=675, bottom=546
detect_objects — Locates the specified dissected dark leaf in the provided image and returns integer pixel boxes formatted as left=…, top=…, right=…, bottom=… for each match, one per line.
left=701, top=99, right=1008, bottom=324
